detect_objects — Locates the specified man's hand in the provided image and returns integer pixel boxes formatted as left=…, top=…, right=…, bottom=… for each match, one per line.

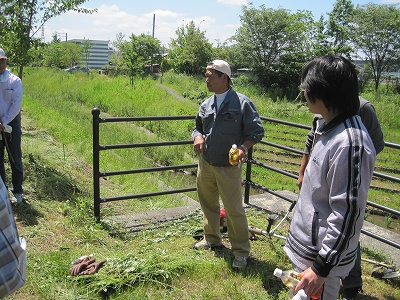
left=294, top=267, right=325, bottom=298
left=193, top=135, right=206, bottom=154
left=237, top=148, right=246, bottom=164
left=297, top=173, right=304, bottom=189
left=297, top=153, right=310, bottom=190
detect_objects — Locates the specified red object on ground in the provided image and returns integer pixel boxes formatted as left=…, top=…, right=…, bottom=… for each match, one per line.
left=220, top=208, right=226, bottom=227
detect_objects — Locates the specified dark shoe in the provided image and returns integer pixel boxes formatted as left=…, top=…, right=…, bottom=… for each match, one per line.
left=343, top=286, right=361, bottom=300
left=10, top=192, right=23, bottom=204
left=232, top=256, right=247, bottom=269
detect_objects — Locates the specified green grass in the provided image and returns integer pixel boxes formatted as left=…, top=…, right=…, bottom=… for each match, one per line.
left=6, top=68, right=400, bottom=299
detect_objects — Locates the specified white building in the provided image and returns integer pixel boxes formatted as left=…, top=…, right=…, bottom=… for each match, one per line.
left=69, top=39, right=113, bottom=69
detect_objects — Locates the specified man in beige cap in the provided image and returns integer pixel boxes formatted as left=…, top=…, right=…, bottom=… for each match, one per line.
left=0, top=48, right=24, bottom=204
left=191, top=59, right=264, bottom=269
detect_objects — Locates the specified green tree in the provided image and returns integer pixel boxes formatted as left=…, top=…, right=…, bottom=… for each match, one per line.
left=276, top=10, right=320, bottom=96
left=0, top=0, right=95, bottom=79
left=350, top=3, right=400, bottom=91
left=168, top=20, right=213, bottom=75
left=159, top=45, right=171, bottom=79
left=220, top=44, right=245, bottom=71
left=24, top=40, right=48, bottom=67
left=43, top=42, right=82, bottom=69
left=233, top=5, right=316, bottom=95
left=209, top=36, right=232, bottom=67
left=118, top=33, right=161, bottom=85
left=52, top=32, right=61, bottom=43
left=82, top=38, right=92, bottom=68
left=326, top=0, right=355, bottom=57
left=312, top=15, right=333, bottom=57
left=119, top=41, right=144, bottom=85
left=109, top=32, right=125, bottom=74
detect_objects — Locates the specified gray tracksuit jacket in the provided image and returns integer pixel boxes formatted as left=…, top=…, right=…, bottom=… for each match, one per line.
left=284, top=114, right=376, bottom=278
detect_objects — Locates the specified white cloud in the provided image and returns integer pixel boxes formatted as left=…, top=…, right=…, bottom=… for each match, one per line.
left=42, top=4, right=238, bottom=46
left=45, top=4, right=160, bottom=42
left=144, top=10, right=180, bottom=19
left=217, top=0, right=248, bottom=5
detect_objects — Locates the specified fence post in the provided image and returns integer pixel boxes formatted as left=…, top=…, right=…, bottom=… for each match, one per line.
left=92, top=108, right=101, bottom=221
left=243, top=147, right=253, bottom=204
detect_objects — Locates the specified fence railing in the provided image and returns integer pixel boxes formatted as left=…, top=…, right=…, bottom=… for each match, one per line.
left=92, top=108, right=400, bottom=250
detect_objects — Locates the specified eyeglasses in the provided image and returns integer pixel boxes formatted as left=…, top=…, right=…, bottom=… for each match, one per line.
left=295, top=86, right=306, bottom=102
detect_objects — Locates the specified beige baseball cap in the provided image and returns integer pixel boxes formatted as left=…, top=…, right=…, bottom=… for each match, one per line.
left=0, top=48, right=7, bottom=59
left=206, top=59, right=233, bottom=85
left=206, top=60, right=231, bottom=78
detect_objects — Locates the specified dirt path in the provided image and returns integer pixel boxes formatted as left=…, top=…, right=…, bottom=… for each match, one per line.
left=157, top=84, right=186, bottom=101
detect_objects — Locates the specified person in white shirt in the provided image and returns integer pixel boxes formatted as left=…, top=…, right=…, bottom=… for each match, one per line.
left=0, top=48, right=23, bottom=204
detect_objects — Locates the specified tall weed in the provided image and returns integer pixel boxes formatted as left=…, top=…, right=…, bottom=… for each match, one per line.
left=22, top=68, right=400, bottom=212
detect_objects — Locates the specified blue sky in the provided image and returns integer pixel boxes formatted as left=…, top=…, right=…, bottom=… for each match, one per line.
left=39, top=0, right=399, bottom=46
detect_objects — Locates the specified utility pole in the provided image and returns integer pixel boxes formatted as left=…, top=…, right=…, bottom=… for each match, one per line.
left=152, top=14, right=155, bottom=38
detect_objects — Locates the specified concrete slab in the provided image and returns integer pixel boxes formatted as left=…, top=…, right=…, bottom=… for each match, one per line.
left=104, top=195, right=200, bottom=232
left=104, top=190, right=400, bottom=264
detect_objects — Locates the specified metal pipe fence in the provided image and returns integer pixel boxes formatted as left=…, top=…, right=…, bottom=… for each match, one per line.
left=92, top=108, right=400, bottom=250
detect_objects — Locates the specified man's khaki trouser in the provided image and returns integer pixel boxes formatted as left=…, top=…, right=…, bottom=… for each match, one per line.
left=196, top=156, right=250, bottom=257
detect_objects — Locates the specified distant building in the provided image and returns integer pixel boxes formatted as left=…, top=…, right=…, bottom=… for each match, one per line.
left=235, top=68, right=255, bottom=79
left=144, top=64, right=160, bottom=73
left=69, top=39, right=113, bottom=69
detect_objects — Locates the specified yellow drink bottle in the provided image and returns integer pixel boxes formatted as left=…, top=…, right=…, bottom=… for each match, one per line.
left=229, top=144, right=239, bottom=165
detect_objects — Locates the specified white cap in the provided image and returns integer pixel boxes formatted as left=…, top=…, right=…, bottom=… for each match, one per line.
left=273, top=268, right=283, bottom=277
left=206, top=59, right=231, bottom=78
left=0, top=48, right=6, bottom=59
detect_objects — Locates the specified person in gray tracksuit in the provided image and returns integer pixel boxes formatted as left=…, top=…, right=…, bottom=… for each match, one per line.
left=297, top=96, right=384, bottom=299
left=284, top=55, right=376, bottom=299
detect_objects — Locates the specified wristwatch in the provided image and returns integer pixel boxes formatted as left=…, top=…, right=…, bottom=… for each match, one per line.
left=239, top=144, right=248, bottom=153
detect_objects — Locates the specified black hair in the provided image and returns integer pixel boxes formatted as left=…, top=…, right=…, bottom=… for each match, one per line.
left=214, top=69, right=224, bottom=77
left=300, top=55, right=359, bottom=116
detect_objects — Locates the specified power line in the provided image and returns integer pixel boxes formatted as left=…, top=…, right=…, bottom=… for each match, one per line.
left=58, top=32, right=68, bottom=42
